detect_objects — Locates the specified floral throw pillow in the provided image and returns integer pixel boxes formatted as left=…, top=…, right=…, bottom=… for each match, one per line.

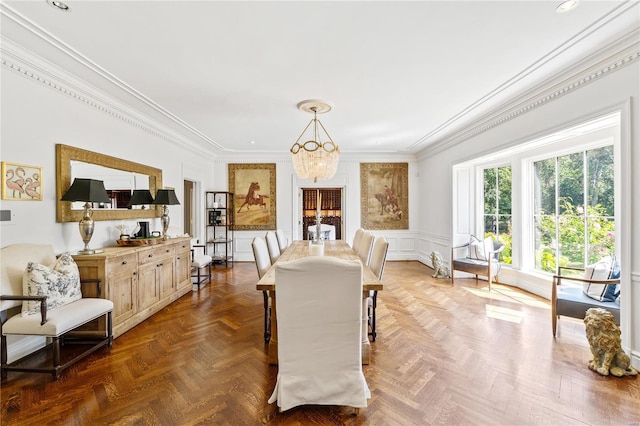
left=22, top=253, right=82, bottom=316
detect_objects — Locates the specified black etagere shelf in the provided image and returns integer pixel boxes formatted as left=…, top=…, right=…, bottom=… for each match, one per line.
left=205, top=191, right=234, bottom=267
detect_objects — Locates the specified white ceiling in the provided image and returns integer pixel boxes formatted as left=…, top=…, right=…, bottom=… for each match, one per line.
left=2, top=0, right=638, bottom=156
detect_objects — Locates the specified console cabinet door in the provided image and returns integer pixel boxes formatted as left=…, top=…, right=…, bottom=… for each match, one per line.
left=137, top=262, right=160, bottom=311
left=158, top=259, right=175, bottom=297
left=107, top=253, right=137, bottom=325
left=175, top=249, right=191, bottom=290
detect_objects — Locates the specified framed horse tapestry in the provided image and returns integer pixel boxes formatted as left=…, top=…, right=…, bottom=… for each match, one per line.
left=229, top=163, right=276, bottom=230
left=360, top=162, right=408, bottom=230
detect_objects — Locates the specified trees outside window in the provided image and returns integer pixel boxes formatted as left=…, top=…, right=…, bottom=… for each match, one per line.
left=483, top=166, right=512, bottom=264
left=533, top=146, right=615, bottom=273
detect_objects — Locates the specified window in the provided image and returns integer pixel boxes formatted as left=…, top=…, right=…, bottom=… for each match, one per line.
left=533, top=146, right=615, bottom=273
left=483, top=166, right=512, bottom=264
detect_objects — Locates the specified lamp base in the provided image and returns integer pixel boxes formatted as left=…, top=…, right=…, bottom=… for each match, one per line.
left=75, top=248, right=104, bottom=256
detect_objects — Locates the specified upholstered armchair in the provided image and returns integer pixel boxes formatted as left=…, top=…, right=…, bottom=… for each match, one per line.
left=451, top=235, right=504, bottom=290
left=1, top=244, right=113, bottom=380
left=551, top=257, right=620, bottom=337
left=191, top=239, right=212, bottom=289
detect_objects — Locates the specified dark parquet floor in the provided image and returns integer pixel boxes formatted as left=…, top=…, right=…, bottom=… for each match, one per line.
left=2, top=261, right=639, bottom=425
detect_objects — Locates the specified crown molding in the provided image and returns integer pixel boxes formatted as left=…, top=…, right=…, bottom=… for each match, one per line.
left=418, top=27, right=640, bottom=159
left=0, top=36, right=218, bottom=161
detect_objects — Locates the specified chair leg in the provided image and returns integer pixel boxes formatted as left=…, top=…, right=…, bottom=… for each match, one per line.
left=263, top=291, right=270, bottom=342
left=1, top=334, right=7, bottom=380
left=107, top=311, right=113, bottom=347
left=552, top=315, right=558, bottom=337
left=52, top=336, right=61, bottom=380
left=371, top=291, right=377, bottom=342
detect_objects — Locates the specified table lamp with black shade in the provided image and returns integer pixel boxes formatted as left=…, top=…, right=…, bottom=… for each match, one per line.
left=127, top=189, right=154, bottom=238
left=60, top=178, right=111, bottom=255
left=153, top=189, right=181, bottom=238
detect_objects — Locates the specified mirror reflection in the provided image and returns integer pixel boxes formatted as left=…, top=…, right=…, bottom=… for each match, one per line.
left=56, top=144, right=163, bottom=223
left=69, top=161, right=151, bottom=210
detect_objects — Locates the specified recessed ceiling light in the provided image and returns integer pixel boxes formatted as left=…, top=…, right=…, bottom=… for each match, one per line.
left=249, top=140, right=255, bottom=144
left=556, top=0, right=579, bottom=13
left=47, top=0, right=71, bottom=11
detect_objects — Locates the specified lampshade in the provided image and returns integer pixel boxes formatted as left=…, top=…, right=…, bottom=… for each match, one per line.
left=127, top=189, right=154, bottom=206
left=61, top=178, right=110, bottom=203
left=153, top=189, right=180, bottom=205
left=290, top=100, right=340, bottom=183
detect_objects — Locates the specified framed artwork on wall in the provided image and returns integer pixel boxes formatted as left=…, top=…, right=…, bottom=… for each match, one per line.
left=360, top=162, right=408, bottom=230
left=229, top=163, right=276, bottom=230
left=1, top=161, right=42, bottom=201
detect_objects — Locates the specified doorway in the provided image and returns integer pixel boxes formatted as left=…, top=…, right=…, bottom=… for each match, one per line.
left=183, top=180, right=194, bottom=236
left=301, top=188, right=343, bottom=240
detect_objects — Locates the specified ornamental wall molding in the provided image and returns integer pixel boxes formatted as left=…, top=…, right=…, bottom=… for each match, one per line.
left=418, top=28, right=640, bottom=159
left=0, top=37, right=218, bottom=161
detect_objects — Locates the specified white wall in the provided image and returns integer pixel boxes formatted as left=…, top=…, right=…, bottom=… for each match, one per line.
left=417, top=57, right=640, bottom=366
left=0, top=59, right=215, bottom=252
left=213, top=155, right=420, bottom=262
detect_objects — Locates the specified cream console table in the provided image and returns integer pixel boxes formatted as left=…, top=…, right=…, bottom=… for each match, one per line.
left=72, top=237, right=192, bottom=338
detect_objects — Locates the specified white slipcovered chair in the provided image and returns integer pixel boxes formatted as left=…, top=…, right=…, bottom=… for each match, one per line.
left=1, top=244, right=113, bottom=380
left=265, top=231, right=281, bottom=265
left=191, top=239, right=212, bottom=289
left=356, top=231, right=375, bottom=265
left=268, top=256, right=370, bottom=412
left=252, top=237, right=272, bottom=342
left=366, top=236, right=389, bottom=341
left=352, top=228, right=365, bottom=252
left=275, top=229, right=289, bottom=252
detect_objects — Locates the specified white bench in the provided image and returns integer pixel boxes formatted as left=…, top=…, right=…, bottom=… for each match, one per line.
left=1, top=244, right=113, bottom=380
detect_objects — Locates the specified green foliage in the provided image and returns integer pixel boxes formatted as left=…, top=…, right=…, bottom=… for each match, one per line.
left=534, top=199, right=614, bottom=273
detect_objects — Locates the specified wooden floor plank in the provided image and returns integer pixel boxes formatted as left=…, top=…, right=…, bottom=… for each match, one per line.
left=2, top=260, right=639, bottom=425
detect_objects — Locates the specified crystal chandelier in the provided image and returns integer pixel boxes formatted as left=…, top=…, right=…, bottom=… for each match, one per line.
left=290, top=100, right=340, bottom=183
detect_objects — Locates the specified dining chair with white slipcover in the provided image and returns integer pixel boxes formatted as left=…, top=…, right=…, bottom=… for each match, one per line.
left=252, top=237, right=272, bottom=342
left=275, top=229, right=289, bottom=252
left=352, top=228, right=365, bottom=253
left=268, top=256, right=371, bottom=412
left=366, top=236, right=388, bottom=341
left=356, top=231, right=374, bottom=265
left=265, top=231, right=281, bottom=265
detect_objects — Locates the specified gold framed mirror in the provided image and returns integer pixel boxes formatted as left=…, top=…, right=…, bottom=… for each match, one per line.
left=56, top=144, right=163, bottom=222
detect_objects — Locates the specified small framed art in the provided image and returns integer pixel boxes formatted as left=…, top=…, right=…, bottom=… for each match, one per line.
left=1, top=162, right=42, bottom=201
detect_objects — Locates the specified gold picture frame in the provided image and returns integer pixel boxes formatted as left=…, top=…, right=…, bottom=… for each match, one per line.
left=360, top=162, right=408, bottom=230
left=229, top=163, right=276, bottom=230
left=1, top=162, right=42, bottom=201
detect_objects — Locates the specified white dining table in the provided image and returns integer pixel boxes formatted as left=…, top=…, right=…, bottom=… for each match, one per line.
left=256, top=239, right=383, bottom=365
